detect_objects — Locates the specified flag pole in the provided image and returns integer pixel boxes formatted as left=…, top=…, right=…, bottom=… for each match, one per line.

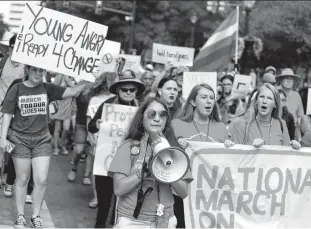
left=234, top=5, right=240, bottom=73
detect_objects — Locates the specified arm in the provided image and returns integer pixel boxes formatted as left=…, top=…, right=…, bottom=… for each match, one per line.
left=171, top=180, right=189, bottom=199
left=0, top=114, right=13, bottom=151
left=88, top=103, right=104, bottom=133
left=86, top=116, right=96, bottom=146
left=113, top=173, right=141, bottom=197
left=62, top=81, right=88, bottom=99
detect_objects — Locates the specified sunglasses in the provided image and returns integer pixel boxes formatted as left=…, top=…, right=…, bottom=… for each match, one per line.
left=120, top=87, right=137, bottom=93
left=145, top=110, right=168, bottom=120
left=217, top=91, right=223, bottom=95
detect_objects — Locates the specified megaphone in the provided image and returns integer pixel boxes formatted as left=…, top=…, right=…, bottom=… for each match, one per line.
left=149, top=131, right=190, bottom=184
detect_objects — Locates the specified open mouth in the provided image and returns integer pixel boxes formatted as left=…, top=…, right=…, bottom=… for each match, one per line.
left=260, top=105, right=268, bottom=112
left=205, top=106, right=212, bottom=112
left=169, top=95, right=175, bottom=100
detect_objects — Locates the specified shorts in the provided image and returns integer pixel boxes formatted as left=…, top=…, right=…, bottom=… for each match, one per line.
left=74, top=124, right=87, bottom=145
left=8, top=129, right=52, bottom=159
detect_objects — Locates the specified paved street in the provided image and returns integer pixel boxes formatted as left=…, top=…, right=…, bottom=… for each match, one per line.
left=0, top=153, right=100, bottom=228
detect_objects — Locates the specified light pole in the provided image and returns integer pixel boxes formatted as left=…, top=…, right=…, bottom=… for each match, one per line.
left=190, top=15, right=198, bottom=48
left=243, top=1, right=256, bottom=36
left=128, top=0, right=136, bottom=54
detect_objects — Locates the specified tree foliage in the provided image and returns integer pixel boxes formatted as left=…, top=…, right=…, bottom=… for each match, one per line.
left=249, top=1, right=311, bottom=69
left=0, top=14, right=9, bottom=41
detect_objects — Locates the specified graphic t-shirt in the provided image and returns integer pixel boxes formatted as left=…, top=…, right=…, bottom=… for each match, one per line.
left=1, top=82, right=65, bottom=133
left=228, top=117, right=290, bottom=146
left=171, top=119, right=227, bottom=143
left=108, top=139, right=193, bottom=222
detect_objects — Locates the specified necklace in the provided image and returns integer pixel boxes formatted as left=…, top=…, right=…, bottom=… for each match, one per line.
left=192, top=120, right=210, bottom=142
left=255, top=117, right=271, bottom=127
left=255, top=117, right=272, bottom=145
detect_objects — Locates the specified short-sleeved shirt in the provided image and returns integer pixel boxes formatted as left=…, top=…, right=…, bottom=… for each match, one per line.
left=1, top=82, right=65, bottom=133
left=108, top=139, right=193, bottom=222
left=75, top=93, right=90, bottom=126
left=228, top=117, right=290, bottom=146
left=301, top=130, right=311, bottom=147
left=0, top=56, right=25, bottom=105
left=285, top=91, right=304, bottom=125
left=171, top=119, right=227, bottom=143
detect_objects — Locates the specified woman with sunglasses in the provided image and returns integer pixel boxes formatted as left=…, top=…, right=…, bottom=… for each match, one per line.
left=0, top=65, right=88, bottom=228
left=224, top=83, right=300, bottom=149
left=108, top=97, right=193, bottom=228
left=88, top=69, right=145, bottom=228
left=171, top=83, right=227, bottom=228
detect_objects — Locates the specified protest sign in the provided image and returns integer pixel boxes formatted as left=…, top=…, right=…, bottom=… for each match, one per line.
left=12, top=3, right=109, bottom=82
left=152, top=43, right=195, bottom=67
left=231, top=74, right=253, bottom=98
left=182, top=72, right=217, bottom=100
left=306, top=88, right=311, bottom=115
left=93, top=104, right=138, bottom=176
left=99, top=53, right=141, bottom=75
left=98, top=41, right=121, bottom=75
left=184, top=142, right=311, bottom=228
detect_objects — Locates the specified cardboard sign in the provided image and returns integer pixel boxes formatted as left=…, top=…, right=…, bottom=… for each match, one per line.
left=12, top=3, right=109, bottom=82
left=231, top=74, right=253, bottom=98
left=184, top=142, right=311, bottom=228
left=99, top=53, right=141, bottom=74
left=306, top=88, right=311, bottom=115
left=93, top=104, right=138, bottom=176
left=182, top=72, right=217, bottom=100
left=152, top=43, right=195, bottom=67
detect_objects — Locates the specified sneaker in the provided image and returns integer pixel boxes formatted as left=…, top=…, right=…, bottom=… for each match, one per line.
left=4, top=184, right=13, bottom=197
left=61, top=147, right=69, bottom=155
left=82, top=176, right=91, bottom=186
left=88, top=198, right=98, bottom=209
left=31, top=216, right=43, bottom=228
left=68, top=169, right=76, bottom=182
left=25, top=195, right=33, bottom=204
left=52, top=149, right=59, bottom=156
left=14, top=214, right=27, bottom=228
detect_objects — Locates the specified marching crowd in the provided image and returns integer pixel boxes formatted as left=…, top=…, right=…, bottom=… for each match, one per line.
left=0, top=33, right=311, bottom=229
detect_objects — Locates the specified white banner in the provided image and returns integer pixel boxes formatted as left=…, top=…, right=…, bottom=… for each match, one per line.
left=182, top=72, right=217, bottom=100
left=152, top=43, right=195, bottom=67
left=185, top=142, right=311, bottom=228
left=12, top=3, right=109, bottom=82
left=93, top=104, right=138, bottom=176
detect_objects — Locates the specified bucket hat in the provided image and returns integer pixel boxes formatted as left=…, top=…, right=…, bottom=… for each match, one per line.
left=276, top=68, right=301, bottom=82
left=109, top=70, right=146, bottom=96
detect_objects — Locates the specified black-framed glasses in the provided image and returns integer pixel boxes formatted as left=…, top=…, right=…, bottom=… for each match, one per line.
left=145, top=110, right=168, bottom=120
left=120, top=87, right=137, bottom=93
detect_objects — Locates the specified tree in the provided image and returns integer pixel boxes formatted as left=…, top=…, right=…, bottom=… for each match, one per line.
left=249, top=1, right=311, bottom=70
left=0, top=14, right=9, bottom=41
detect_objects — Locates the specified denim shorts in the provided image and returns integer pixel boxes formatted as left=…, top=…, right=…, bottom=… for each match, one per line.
left=7, top=129, right=52, bottom=159
left=114, top=216, right=177, bottom=229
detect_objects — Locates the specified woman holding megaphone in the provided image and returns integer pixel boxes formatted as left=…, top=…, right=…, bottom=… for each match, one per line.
left=108, top=97, right=193, bottom=228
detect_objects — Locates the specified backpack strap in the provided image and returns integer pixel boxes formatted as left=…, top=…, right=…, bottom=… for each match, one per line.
left=278, top=118, right=284, bottom=133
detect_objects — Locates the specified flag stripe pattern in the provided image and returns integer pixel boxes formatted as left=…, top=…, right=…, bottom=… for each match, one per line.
left=192, top=9, right=238, bottom=72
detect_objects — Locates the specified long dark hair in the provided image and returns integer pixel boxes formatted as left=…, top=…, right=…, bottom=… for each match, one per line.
left=176, top=83, right=220, bottom=123
left=125, top=97, right=171, bottom=141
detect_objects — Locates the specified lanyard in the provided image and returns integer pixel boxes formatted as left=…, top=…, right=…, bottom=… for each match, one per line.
left=192, top=120, right=210, bottom=142
left=255, top=119, right=272, bottom=145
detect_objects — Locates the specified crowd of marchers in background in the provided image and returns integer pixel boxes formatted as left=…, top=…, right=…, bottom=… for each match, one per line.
left=0, top=34, right=311, bottom=228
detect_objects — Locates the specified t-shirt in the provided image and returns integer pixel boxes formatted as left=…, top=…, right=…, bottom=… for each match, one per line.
left=1, top=82, right=65, bottom=133
left=75, top=93, right=90, bottom=126
left=0, top=56, right=25, bottom=105
left=285, top=91, right=304, bottom=125
left=301, top=130, right=311, bottom=147
left=108, top=139, right=193, bottom=222
left=228, top=117, right=290, bottom=146
left=171, top=119, right=227, bottom=143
